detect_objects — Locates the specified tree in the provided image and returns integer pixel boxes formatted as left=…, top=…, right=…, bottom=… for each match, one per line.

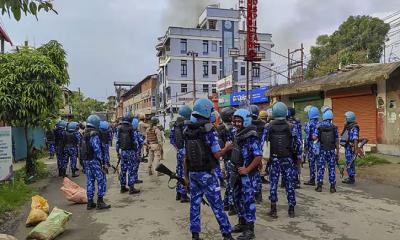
left=0, top=40, right=69, bottom=176
left=0, top=0, right=57, bottom=21
left=70, top=91, right=107, bottom=122
left=306, top=15, right=390, bottom=79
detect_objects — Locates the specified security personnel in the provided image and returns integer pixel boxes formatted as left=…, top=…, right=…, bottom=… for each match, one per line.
left=45, top=128, right=56, bottom=159
left=314, top=109, right=339, bottom=192
left=340, top=111, right=359, bottom=184
left=54, top=120, right=67, bottom=177
left=63, top=122, right=80, bottom=178
left=99, top=121, right=112, bottom=167
left=78, top=122, right=86, bottom=172
left=286, top=107, right=303, bottom=189
left=184, top=98, right=234, bottom=240
left=170, top=105, right=192, bottom=203
left=217, top=107, right=236, bottom=215
left=138, top=114, right=150, bottom=158
left=260, top=109, right=272, bottom=184
left=80, top=114, right=111, bottom=210
left=146, top=116, right=163, bottom=176
left=211, top=111, right=225, bottom=187
left=248, top=105, right=265, bottom=204
left=116, top=112, right=141, bottom=194
left=131, top=118, right=145, bottom=184
left=304, top=106, right=320, bottom=186
left=230, top=109, right=262, bottom=240
left=266, top=102, right=300, bottom=218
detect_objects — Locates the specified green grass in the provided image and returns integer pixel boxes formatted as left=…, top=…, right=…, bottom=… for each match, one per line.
left=355, top=154, right=391, bottom=167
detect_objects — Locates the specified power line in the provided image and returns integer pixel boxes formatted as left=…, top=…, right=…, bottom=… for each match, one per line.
left=382, top=10, right=400, bottom=21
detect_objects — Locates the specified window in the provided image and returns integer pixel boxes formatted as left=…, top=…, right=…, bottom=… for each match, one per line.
left=180, top=39, right=187, bottom=54
left=203, top=61, right=209, bottom=77
left=181, top=60, right=187, bottom=76
left=241, top=66, right=246, bottom=76
left=203, top=84, right=209, bottom=93
left=212, top=84, right=217, bottom=93
left=212, top=65, right=217, bottom=75
left=181, top=84, right=187, bottom=93
left=252, top=63, right=260, bottom=78
left=151, top=96, right=156, bottom=107
left=212, top=41, right=218, bottom=52
left=203, top=40, right=209, bottom=55
left=209, top=20, right=217, bottom=30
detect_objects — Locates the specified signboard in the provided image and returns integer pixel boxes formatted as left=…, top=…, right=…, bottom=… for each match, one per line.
left=0, top=127, right=13, bottom=181
left=218, top=94, right=231, bottom=108
left=217, top=75, right=233, bottom=91
left=230, top=87, right=269, bottom=106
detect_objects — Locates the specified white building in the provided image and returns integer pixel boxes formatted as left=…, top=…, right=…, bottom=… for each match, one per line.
left=156, top=5, right=274, bottom=114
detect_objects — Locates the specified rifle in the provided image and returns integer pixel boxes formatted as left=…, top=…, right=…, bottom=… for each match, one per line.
left=155, top=163, right=209, bottom=206
left=347, top=138, right=369, bottom=169
left=112, top=153, right=121, bottom=174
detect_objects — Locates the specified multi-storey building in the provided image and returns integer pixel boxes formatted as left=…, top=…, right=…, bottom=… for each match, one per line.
left=156, top=5, right=274, bottom=113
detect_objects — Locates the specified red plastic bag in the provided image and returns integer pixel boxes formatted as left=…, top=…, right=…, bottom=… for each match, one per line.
left=60, top=178, right=87, bottom=204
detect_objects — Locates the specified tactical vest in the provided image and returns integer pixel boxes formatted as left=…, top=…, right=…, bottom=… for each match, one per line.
left=99, top=129, right=109, bottom=145
left=54, top=128, right=64, bottom=147
left=230, top=127, right=258, bottom=168
left=217, top=123, right=234, bottom=160
left=319, top=125, right=337, bottom=150
left=252, top=119, right=266, bottom=140
left=46, top=131, right=55, bottom=142
left=119, top=124, right=136, bottom=150
left=147, top=127, right=158, bottom=143
left=63, top=131, right=77, bottom=148
left=173, top=121, right=185, bottom=149
left=80, top=128, right=97, bottom=161
left=340, top=123, right=359, bottom=147
left=267, top=120, right=292, bottom=158
left=184, top=122, right=216, bottom=172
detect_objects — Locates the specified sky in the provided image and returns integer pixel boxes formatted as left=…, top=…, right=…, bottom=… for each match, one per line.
left=1, top=0, right=398, bottom=101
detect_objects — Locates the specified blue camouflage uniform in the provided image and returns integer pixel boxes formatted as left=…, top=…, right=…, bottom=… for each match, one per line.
left=345, top=126, right=359, bottom=178
left=170, top=126, right=187, bottom=195
left=189, top=129, right=232, bottom=235
left=289, top=119, right=303, bottom=181
left=86, top=132, right=107, bottom=202
left=304, top=119, right=320, bottom=180
left=314, top=120, right=339, bottom=185
left=54, top=128, right=65, bottom=171
left=222, top=125, right=236, bottom=208
left=233, top=135, right=262, bottom=224
left=133, top=130, right=145, bottom=182
left=101, top=129, right=113, bottom=166
left=267, top=124, right=300, bottom=207
left=63, top=131, right=81, bottom=174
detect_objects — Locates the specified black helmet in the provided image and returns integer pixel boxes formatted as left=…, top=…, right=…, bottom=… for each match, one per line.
left=248, top=105, right=260, bottom=119
left=220, top=107, right=235, bottom=123
left=287, top=107, right=296, bottom=118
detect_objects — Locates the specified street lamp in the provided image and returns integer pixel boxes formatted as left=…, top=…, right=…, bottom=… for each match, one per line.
left=187, top=51, right=198, bottom=104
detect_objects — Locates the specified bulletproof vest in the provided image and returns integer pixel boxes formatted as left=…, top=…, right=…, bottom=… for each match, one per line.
left=252, top=119, right=266, bottom=140
left=99, top=129, right=109, bottom=145
left=147, top=127, right=158, bottom=143
left=319, top=125, right=336, bottom=150
left=217, top=123, right=234, bottom=160
left=267, top=120, right=292, bottom=158
left=340, top=123, right=359, bottom=147
left=173, top=121, right=185, bottom=149
left=184, top=122, right=216, bottom=172
left=80, top=128, right=97, bottom=161
left=230, top=126, right=258, bottom=168
left=63, top=131, right=77, bottom=148
left=119, top=124, right=136, bottom=150
left=46, top=131, right=55, bottom=142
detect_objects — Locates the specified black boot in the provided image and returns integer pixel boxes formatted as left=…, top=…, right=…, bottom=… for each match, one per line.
left=255, top=192, right=263, bottom=204
left=228, top=205, right=237, bottom=216
left=180, top=193, right=190, bottom=203
left=342, top=176, right=355, bottom=184
left=192, top=232, right=201, bottom=240
left=222, top=233, right=234, bottom=240
left=129, top=185, right=140, bottom=194
left=237, top=222, right=255, bottom=240
left=87, top=200, right=96, bottom=210
left=269, top=203, right=278, bottom=219
left=72, top=171, right=79, bottom=178
left=304, top=178, right=315, bottom=186
left=176, top=192, right=181, bottom=201
left=232, top=217, right=246, bottom=233
left=288, top=206, right=295, bottom=218
left=120, top=186, right=129, bottom=193
left=96, top=197, right=111, bottom=210
left=135, top=179, right=143, bottom=184
left=330, top=184, right=336, bottom=193
left=315, top=184, right=322, bottom=192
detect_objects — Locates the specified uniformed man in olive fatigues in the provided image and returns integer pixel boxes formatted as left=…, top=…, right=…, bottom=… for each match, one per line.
left=146, top=116, right=163, bottom=176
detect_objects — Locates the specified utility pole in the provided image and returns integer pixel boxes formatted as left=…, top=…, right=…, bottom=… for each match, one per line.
left=287, top=43, right=304, bottom=83
left=187, top=51, right=198, bottom=104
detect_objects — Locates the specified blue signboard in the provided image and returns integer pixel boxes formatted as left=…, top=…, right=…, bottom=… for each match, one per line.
left=230, top=87, right=269, bottom=106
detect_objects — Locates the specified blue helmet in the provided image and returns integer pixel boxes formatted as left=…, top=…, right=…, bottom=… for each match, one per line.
left=344, top=111, right=356, bottom=123
left=210, top=111, right=219, bottom=124
left=323, top=109, right=333, bottom=120
left=99, top=121, right=109, bottom=130
left=192, top=98, right=214, bottom=119
left=233, top=109, right=252, bottom=128
left=308, top=106, right=319, bottom=120
left=67, top=122, right=78, bottom=131
left=123, top=112, right=133, bottom=123
left=272, top=102, right=288, bottom=120
left=178, top=105, right=192, bottom=120
left=86, top=115, right=101, bottom=129
left=132, top=118, right=139, bottom=130
left=248, top=105, right=260, bottom=119
left=56, top=120, right=67, bottom=129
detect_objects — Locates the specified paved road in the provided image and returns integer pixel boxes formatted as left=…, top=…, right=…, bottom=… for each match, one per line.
left=12, top=143, right=400, bottom=240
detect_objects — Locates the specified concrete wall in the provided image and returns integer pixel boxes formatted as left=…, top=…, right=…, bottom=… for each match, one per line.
left=12, top=127, right=46, bottom=161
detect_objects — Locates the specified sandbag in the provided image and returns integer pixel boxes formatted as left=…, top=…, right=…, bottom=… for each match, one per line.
left=60, top=177, right=87, bottom=204
left=26, top=195, right=49, bottom=227
left=27, top=207, right=72, bottom=240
